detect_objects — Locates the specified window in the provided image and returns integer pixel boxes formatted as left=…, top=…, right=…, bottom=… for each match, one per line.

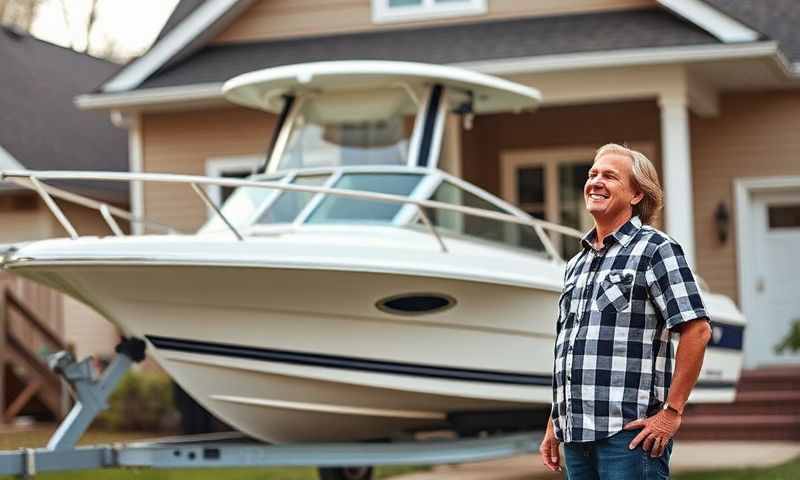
left=257, top=175, right=329, bottom=224
left=306, top=173, right=422, bottom=224
left=276, top=89, right=416, bottom=171
left=372, top=0, right=487, bottom=24
left=768, top=204, right=800, bottom=229
left=205, top=156, right=262, bottom=205
left=425, top=180, right=547, bottom=254
left=501, top=145, right=655, bottom=259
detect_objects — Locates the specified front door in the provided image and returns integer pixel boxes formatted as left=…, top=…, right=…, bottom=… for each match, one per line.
left=745, top=189, right=800, bottom=366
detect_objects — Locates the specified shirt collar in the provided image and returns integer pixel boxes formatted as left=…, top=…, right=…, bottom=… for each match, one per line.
left=581, top=216, right=642, bottom=251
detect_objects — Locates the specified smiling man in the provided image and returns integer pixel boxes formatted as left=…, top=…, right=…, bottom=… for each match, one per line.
left=539, top=143, right=712, bottom=479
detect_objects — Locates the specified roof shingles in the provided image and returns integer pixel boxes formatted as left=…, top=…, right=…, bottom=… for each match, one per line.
left=141, top=8, right=719, bottom=89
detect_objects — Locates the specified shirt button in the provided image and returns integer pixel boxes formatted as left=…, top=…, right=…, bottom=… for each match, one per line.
left=567, top=373, right=572, bottom=381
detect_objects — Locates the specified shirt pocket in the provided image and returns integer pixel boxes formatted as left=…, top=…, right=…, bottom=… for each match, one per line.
left=556, top=281, right=576, bottom=334
left=596, top=271, right=634, bottom=312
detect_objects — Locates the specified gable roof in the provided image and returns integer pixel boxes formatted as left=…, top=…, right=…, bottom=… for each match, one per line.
left=0, top=27, right=129, bottom=204
left=138, top=8, right=721, bottom=90
left=703, top=0, right=800, bottom=64
left=93, top=0, right=775, bottom=97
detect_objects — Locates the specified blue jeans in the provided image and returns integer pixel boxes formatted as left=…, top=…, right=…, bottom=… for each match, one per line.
left=563, top=429, right=672, bottom=480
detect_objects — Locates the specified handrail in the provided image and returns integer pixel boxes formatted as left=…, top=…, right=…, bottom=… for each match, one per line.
left=1, top=169, right=583, bottom=258
left=4, top=289, right=67, bottom=351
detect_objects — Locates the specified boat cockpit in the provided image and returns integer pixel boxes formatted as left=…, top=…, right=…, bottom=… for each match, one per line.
left=204, top=61, right=564, bottom=258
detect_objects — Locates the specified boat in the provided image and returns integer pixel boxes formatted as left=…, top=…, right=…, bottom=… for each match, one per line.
left=0, top=61, right=745, bottom=444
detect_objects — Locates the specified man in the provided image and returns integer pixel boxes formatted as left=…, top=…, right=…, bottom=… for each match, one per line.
left=539, top=144, right=712, bottom=479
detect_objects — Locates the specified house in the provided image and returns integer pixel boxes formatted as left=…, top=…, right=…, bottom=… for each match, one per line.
left=0, top=25, right=128, bottom=421
left=74, top=0, right=800, bottom=437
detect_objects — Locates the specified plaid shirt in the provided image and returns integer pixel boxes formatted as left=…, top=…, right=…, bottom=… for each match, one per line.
left=551, top=216, right=708, bottom=443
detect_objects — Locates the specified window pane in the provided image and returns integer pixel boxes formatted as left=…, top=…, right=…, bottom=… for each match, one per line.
left=768, top=204, right=800, bottom=229
left=427, top=181, right=547, bottom=254
left=220, top=168, right=256, bottom=203
left=559, top=163, right=593, bottom=258
left=517, top=167, right=544, bottom=205
left=278, top=89, right=415, bottom=170
left=202, top=175, right=282, bottom=232
left=257, top=175, right=328, bottom=224
left=306, top=173, right=421, bottom=224
left=389, top=0, right=422, bottom=5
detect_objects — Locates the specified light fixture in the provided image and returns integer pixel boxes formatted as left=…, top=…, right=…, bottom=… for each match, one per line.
left=714, top=203, right=730, bottom=244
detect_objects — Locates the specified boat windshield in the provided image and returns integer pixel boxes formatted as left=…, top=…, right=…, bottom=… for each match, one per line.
left=276, top=89, right=416, bottom=170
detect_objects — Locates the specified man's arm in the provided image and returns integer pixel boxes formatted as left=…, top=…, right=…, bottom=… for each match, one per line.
left=624, top=239, right=711, bottom=457
left=666, top=319, right=712, bottom=413
left=539, top=417, right=561, bottom=471
left=624, top=318, right=711, bottom=456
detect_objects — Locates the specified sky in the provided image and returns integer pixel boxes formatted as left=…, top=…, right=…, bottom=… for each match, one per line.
left=30, top=0, right=180, bottom=61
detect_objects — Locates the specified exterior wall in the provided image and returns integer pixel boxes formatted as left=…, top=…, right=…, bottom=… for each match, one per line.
left=213, top=0, right=655, bottom=44
left=141, top=107, right=275, bottom=231
left=461, top=100, right=662, bottom=197
left=0, top=194, right=51, bottom=243
left=691, top=90, right=800, bottom=303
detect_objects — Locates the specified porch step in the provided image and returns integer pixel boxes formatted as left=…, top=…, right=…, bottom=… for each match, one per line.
left=679, top=366, right=800, bottom=441
left=685, top=391, right=800, bottom=416
left=678, top=414, right=800, bottom=441
left=734, top=367, right=800, bottom=393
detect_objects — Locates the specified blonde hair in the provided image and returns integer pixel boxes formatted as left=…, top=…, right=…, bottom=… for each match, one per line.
left=594, top=143, right=663, bottom=225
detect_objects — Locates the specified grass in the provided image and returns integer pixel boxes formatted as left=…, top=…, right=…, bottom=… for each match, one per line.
left=0, top=427, right=429, bottom=480
left=672, top=456, right=800, bottom=480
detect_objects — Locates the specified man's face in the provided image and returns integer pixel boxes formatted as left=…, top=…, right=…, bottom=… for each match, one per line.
left=584, top=152, right=642, bottom=221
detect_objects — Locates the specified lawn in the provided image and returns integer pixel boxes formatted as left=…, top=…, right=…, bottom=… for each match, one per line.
left=0, top=427, right=429, bottom=480
left=672, top=456, right=800, bottom=480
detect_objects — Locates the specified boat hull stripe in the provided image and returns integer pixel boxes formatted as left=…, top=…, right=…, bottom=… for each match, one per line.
left=146, top=335, right=735, bottom=390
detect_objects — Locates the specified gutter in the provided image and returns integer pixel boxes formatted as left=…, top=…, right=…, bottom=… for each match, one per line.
left=74, top=41, right=795, bottom=112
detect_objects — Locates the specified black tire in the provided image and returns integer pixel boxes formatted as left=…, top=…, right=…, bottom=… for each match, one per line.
left=317, top=466, right=374, bottom=480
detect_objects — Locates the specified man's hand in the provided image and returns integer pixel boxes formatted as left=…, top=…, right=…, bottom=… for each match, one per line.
left=623, top=409, right=681, bottom=458
left=539, top=419, right=562, bottom=471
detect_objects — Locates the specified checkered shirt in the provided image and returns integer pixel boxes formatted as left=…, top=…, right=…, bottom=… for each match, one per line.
left=551, top=216, right=708, bottom=443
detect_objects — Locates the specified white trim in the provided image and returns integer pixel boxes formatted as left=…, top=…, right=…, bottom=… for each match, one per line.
left=128, top=114, right=144, bottom=235
left=205, top=155, right=261, bottom=206
left=371, top=0, right=486, bottom=24
left=657, top=0, right=759, bottom=43
left=101, top=0, right=254, bottom=93
left=734, top=176, right=800, bottom=366
left=76, top=42, right=788, bottom=112
left=454, top=41, right=780, bottom=76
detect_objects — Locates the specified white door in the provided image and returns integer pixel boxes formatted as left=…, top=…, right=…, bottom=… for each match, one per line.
left=745, top=190, right=800, bottom=366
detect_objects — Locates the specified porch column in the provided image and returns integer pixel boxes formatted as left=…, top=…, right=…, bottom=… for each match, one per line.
left=658, top=94, right=696, bottom=268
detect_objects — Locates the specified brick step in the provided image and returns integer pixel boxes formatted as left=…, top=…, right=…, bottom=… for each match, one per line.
left=735, top=367, right=800, bottom=392
left=685, top=391, right=800, bottom=416
left=677, top=414, right=800, bottom=441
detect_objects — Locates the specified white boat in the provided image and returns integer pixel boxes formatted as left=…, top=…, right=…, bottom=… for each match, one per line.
left=0, top=61, right=744, bottom=444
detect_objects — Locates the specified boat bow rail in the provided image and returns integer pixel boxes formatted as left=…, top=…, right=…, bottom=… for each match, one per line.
left=0, top=169, right=582, bottom=260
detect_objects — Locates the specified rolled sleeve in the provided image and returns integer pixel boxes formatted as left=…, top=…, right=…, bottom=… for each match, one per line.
left=645, top=240, right=708, bottom=330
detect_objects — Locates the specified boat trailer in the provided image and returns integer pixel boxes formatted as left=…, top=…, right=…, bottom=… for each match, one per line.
left=0, top=338, right=542, bottom=478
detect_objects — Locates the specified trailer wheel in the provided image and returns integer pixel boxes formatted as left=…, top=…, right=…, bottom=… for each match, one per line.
left=317, top=466, right=374, bottom=480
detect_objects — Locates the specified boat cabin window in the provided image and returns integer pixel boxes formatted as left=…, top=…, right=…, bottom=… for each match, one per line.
left=277, top=89, right=416, bottom=171
left=256, top=174, right=329, bottom=224
left=425, top=180, right=547, bottom=254
left=202, top=175, right=283, bottom=232
left=306, top=173, right=422, bottom=224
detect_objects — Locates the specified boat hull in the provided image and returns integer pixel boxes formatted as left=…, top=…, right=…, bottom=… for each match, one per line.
left=8, top=248, right=743, bottom=443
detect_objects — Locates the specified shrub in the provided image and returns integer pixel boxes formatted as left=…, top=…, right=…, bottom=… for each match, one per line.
left=95, top=371, right=179, bottom=432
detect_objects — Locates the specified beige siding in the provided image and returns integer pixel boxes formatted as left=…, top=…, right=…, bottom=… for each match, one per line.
left=141, top=107, right=275, bottom=231
left=691, top=91, right=800, bottom=303
left=0, top=195, right=51, bottom=243
left=213, top=0, right=655, bottom=44
left=461, top=100, right=662, bottom=196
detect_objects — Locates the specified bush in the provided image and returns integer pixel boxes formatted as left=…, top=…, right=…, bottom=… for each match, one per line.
left=95, top=371, right=179, bottom=432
